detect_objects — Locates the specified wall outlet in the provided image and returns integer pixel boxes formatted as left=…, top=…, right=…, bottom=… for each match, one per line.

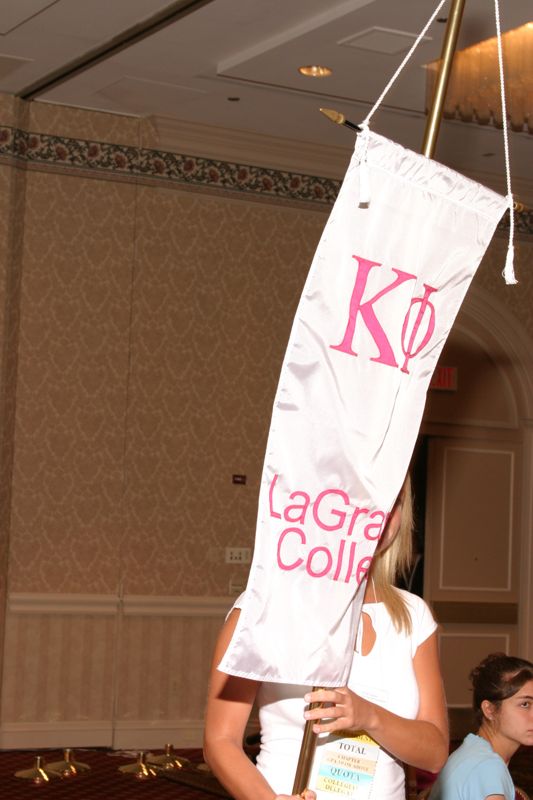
left=225, top=547, right=252, bottom=564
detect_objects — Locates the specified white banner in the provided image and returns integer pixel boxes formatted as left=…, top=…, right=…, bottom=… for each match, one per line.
left=219, top=130, right=508, bottom=686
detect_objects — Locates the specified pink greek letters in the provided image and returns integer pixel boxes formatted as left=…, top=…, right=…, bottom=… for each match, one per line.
left=400, top=283, right=437, bottom=373
left=331, top=254, right=437, bottom=374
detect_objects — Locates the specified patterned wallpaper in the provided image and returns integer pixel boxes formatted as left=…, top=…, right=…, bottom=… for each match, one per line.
left=0, top=101, right=328, bottom=598
left=0, top=153, right=26, bottom=680
left=10, top=172, right=136, bottom=594
left=122, top=190, right=322, bottom=595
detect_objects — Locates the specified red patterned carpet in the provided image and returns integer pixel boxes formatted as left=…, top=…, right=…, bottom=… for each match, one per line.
left=509, top=746, right=533, bottom=799
left=2, top=745, right=531, bottom=799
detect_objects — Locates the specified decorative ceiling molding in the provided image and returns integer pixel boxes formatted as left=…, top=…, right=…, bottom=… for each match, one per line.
left=150, top=116, right=352, bottom=178
left=0, top=54, right=33, bottom=80
left=0, top=0, right=56, bottom=35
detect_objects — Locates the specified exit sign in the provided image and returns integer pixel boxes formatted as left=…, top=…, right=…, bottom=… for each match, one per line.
left=430, top=366, right=457, bottom=391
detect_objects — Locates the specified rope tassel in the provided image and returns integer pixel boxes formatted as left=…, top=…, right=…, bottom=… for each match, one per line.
left=494, top=0, right=517, bottom=284
left=503, top=244, right=516, bottom=285
left=358, top=126, right=371, bottom=206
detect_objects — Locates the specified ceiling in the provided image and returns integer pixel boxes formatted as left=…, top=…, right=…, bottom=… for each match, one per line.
left=0, top=0, right=531, bottom=200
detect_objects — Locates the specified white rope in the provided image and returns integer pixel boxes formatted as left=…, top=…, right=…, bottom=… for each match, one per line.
left=362, top=0, right=448, bottom=128
left=494, top=0, right=516, bottom=284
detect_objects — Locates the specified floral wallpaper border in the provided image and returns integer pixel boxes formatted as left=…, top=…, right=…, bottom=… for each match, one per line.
left=0, top=125, right=338, bottom=206
left=0, top=124, right=531, bottom=234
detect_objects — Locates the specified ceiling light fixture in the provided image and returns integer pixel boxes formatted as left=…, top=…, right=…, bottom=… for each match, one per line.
left=426, top=21, right=533, bottom=134
left=298, top=65, right=332, bottom=78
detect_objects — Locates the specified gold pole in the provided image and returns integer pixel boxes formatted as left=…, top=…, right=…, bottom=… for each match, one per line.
left=297, top=4, right=470, bottom=792
left=422, top=0, right=467, bottom=158
left=292, top=688, right=325, bottom=795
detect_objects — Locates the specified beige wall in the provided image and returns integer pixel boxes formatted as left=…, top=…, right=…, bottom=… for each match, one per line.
left=0, top=95, right=29, bottom=720
left=0, top=95, right=328, bottom=746
left=0, top=94, right=531, bottom=747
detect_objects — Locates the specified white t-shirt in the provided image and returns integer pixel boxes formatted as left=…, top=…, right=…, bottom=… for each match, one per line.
left=234, top=590, right=437, bottom=800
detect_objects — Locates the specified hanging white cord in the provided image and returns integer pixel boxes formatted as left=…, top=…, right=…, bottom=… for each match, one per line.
left=362, top=0, right=448, bottom=128
left=356, top=0, right=447, bottom=206
left=358, top=0, right=515, bottom=283
left=494, top=0, right=517, bottom=284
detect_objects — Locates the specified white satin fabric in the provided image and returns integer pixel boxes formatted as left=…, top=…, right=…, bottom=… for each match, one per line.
left=219, top=130, right=507, bottom=686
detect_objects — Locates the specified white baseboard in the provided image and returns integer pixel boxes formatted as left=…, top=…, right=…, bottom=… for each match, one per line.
left=112, top=719, right=259, bottom=750
left=0, top=719, right=202, bottom=750
left=0, top=720, right=113, bottom=749
left=0, top=718, right=260, bottom=751
left=1, top=594, right=238, bottom=752
left=113, top=719, right=205, bottom=750
left=7, top=593, right=233, bottom=616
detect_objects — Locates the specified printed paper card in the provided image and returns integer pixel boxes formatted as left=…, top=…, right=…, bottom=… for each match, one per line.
left=310, top=730, right=380, bottom=799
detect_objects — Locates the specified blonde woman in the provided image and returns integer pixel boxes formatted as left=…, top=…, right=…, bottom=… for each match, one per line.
left=204, top=478, right=448, bottom=800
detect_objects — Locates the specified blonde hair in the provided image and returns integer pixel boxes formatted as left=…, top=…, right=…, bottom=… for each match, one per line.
left=368, top=474, right=414, bottom=634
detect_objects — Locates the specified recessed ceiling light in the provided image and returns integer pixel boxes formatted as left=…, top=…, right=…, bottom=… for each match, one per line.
left=298, top=65, right=333, bottom=78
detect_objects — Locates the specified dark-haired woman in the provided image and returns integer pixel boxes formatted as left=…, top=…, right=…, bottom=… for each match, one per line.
left=204, top=478, right=448, bottom=800
left=429, top=652, right=533, bottom=800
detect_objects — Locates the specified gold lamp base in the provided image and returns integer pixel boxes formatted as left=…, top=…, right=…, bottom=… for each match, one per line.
left=15, top=755, right=62, bottom=784
left=147, top=743, right=190, bottom=771
left=47, top=748, right=91, bottom=777
left=118, top=751, right=157, bottom=780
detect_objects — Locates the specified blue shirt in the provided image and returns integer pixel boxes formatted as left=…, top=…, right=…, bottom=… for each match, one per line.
left=429, top=734, right=515, bottom=800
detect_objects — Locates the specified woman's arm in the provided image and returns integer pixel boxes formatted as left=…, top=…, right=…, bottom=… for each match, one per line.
left=203, top=608, right=314, bottom=800
left=304, top=631, right=449, bottom=773
left=203, top=608, right=273, bottom=800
